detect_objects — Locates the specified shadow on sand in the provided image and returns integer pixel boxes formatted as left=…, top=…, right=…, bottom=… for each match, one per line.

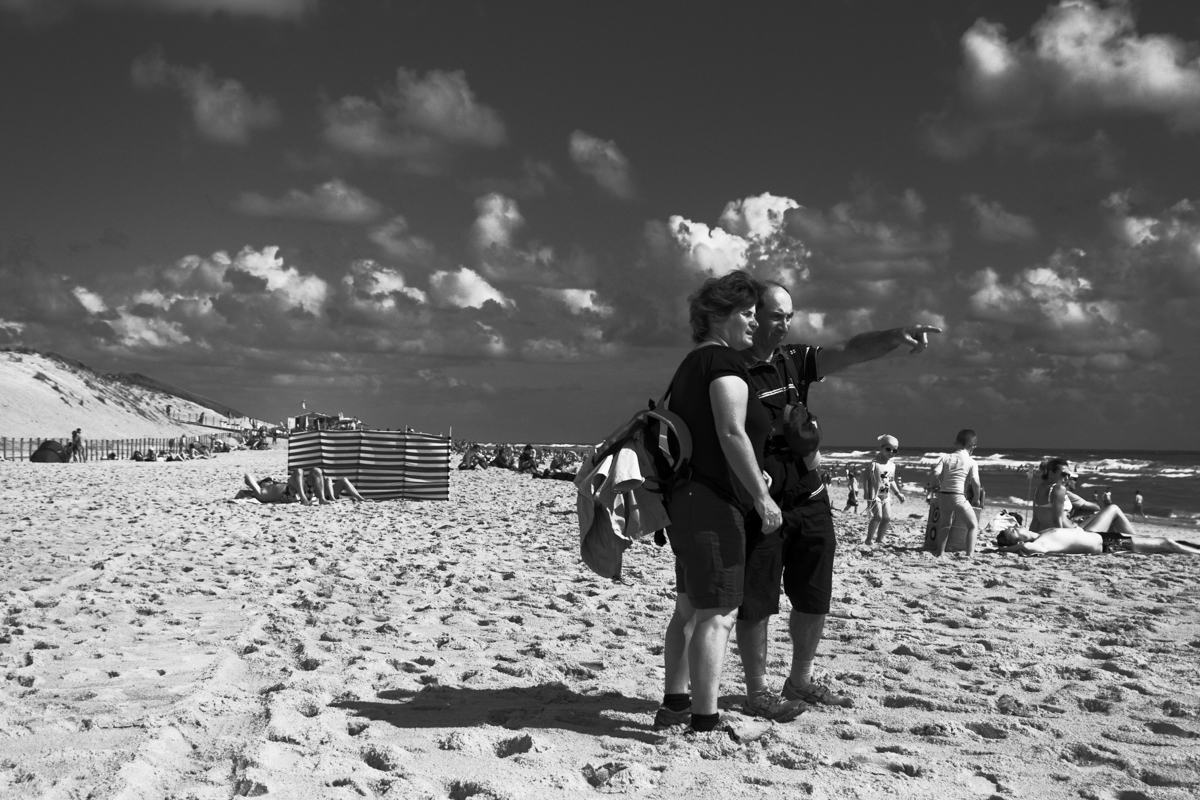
left=331, top=681, right=665, bottom=744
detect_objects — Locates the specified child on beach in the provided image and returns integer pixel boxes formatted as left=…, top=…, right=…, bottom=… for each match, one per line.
left=843, top=476, right=859, bottom=513
left=864, top=434, right=905, bottom=546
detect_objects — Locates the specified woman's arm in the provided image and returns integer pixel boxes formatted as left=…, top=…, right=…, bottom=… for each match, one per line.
left=710, top=376, right=781, bottom=533
left=1065, top=491, right=1099, bottom=516
left=1051, top=484, right=1073, bottom=528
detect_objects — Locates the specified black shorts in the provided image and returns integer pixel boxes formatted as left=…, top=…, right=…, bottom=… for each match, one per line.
left=739, top=487, right=836, bottom=621
left=666, top=480, right=746, bottom=610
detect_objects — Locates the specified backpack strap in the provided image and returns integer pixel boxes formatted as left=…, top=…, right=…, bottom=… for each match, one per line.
left=779, top=346, right=802, bottom=405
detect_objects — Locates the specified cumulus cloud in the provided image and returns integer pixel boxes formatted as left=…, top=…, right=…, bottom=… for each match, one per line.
left=233, top=179, right=383, bottom=223
left=472, top=193, right=523, bottom=250
left=783, top=187, right=950, bottom=280
left=1105, top=194, right=1200, bottom=293
left=965, top=253, right=1161, bottom=359
left=963, top=194, right=1038, bottom=242
left=666, top=192, right=809, bottom=284
left=132, top=49, right=279, bottom=144
left=368, top=216, right=437, bottom=265
left=569, top=130, right=636, bottom=200
left=342, top=259, right=427, bottom=309
left=428, top=267, right=513, bottom=310
left=322, top=68, right=505, bottom=173
left=927, top=1, right=1200, bottom=158
left=541, top=288, right=613, bottom=317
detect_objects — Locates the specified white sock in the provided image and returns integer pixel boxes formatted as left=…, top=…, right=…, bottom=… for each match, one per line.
left=791, top=659, right=814, bottom=688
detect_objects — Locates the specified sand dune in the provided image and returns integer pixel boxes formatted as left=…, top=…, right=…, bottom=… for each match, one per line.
left=1, top=452, right=1198, bottom=799
left=0, top=350, right=246, bottom=439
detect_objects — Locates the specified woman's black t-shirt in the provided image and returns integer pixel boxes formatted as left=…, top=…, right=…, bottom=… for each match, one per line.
left=667, top=345, right=770, bottom=513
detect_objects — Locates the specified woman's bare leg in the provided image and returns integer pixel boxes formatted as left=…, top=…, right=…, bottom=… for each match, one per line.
left=1083, top=505, right=1135, bottom=536
left=335, top=477, right=365, bottom=501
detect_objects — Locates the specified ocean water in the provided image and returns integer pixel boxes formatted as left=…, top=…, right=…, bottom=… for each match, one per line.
left=822, top=447, right=1200, bottom=525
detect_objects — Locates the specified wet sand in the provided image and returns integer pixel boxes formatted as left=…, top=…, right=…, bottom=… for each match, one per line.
left=2, top=451, right=1198, bottom=799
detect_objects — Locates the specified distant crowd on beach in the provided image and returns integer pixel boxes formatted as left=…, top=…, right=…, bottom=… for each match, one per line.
left=454, top=441, right=587, bottom=480
left=21, top=426, right=275, bottom=463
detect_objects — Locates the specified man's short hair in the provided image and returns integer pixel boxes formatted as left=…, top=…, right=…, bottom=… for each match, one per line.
left=955, top=429, right=976, bottom=448
left=755, top=280, right=791, bottom=311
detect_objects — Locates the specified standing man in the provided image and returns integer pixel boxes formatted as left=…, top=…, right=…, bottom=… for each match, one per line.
left=1133, top=490, right=1147, bottom=521
left=71, top=428, right=85, bottom=462
left=737, top=281, right=940, bottom=718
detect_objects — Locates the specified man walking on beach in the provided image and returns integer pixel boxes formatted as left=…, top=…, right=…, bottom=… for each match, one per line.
left=736, top=281, right=940, bottom=718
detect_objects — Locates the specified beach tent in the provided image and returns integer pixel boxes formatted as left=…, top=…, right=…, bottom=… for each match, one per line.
left=30, top=440, right=68, bottom=463
left=288, top=429, right=451, bottom=500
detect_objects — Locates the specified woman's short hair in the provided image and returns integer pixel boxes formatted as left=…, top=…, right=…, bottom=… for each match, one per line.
left=1041, top=457, right=1071, bottom=480
left=955, top=429, right=976, bottom=448
left=688, top=270, right=760, bottom=344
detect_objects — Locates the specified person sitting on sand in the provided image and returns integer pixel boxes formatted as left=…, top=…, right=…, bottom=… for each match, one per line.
left=864, top=435, right=905, bottom=546
left=517, top=444, right=539, bottom=473
left=996, top=458, right=1200, bottom=555
left=491, top=445, right=515, bottom=470
left=457, top=444, right=490, bottom=471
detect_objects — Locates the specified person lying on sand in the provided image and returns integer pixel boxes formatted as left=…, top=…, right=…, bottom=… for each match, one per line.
left=243, top=471, right=308, bottom=504
left=994, top=522, right=1200, bottom=556
left=304, top=467, right=366, bottom=503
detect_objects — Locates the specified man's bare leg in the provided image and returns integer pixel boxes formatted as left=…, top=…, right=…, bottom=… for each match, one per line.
left=782, top=610, right=851, bottom=707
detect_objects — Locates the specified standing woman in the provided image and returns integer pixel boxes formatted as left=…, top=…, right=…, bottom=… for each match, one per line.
left=863, top=435, right=905, bottom=545
left=656, top=270, right=782, bottom=735
left=929, top=429, right=983, bottom=556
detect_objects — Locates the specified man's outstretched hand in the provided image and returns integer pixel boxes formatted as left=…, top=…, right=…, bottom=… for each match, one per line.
left=901, top=325, right=942, bottom=354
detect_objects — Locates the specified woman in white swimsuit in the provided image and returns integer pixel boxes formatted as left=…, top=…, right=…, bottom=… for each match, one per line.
left=929, top=428, right=982, bottom=556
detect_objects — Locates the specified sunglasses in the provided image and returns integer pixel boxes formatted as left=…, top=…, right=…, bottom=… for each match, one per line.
left=882, top=446, right=897, bottom=452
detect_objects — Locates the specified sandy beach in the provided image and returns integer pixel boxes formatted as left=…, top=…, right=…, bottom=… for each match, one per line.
left=2, top=450, right=1198, bottom=799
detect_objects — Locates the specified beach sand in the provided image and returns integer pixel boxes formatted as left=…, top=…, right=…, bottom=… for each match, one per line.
left=2, top=451, right=1198, bottom=799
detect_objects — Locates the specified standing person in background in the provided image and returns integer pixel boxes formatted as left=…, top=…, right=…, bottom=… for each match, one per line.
left=71, top=428, right=85, bottom=462
left=928, top=429, right=983, bottom=556
left=1102, top=489, right=1113, bottom=508
left=843, top=476, right=860, bottom=514
left=656, top=271, right=782, bottom=736
left=864, top=435, right=905, bottom=546
left=1133, top=490, right=1147, bottom=521
left=734, top=280, right=940, bottom=719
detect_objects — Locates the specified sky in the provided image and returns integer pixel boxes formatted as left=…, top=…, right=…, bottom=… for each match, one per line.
left=3, top=0, right=1200, bottom=450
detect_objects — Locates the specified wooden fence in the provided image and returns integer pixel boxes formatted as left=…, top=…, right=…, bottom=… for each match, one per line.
left=1, top=434, right=223, bottom=462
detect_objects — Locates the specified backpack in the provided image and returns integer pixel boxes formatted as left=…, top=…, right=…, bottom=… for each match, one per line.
left=590, top=384, right=692, bottom=501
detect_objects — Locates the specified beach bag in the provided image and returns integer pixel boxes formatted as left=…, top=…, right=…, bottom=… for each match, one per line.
left=779, top=348, right=821, bottom=458
left=591, top=384, right=691, bottom=500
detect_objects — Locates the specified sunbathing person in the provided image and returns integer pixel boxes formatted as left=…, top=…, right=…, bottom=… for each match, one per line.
left=242, top=471, right=310, bottom=504
left=994, top=459, right=1199, bottom=555
left=304, top=467, right=366, bottom=502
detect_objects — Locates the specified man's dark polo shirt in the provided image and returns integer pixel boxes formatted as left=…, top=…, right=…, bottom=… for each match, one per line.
left=744, top=344, right=825, bottom=502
